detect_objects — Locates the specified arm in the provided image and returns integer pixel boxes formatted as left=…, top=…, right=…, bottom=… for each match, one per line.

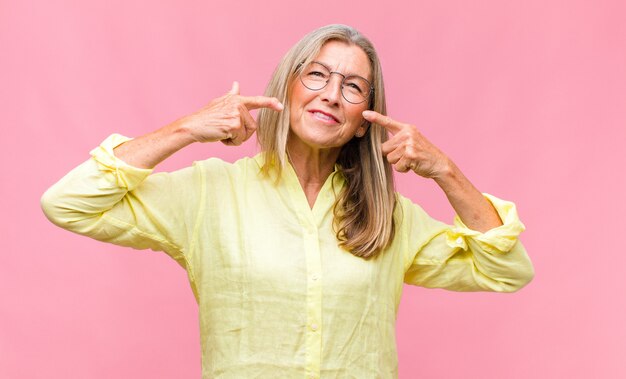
left=362, top=110, right=502, bottom=232
left=41, top=83, right=283, bottom=257
left=361, top=110, right=533, bottom=291
left=112, top=120, right=195, bottom=169
left=112, top=81, right=283, bottom=169
left=40, top=134, right=197, bottom=262
left=433, top=159, right=503, bottom=233
left=398, top=194, right=534, bottom=293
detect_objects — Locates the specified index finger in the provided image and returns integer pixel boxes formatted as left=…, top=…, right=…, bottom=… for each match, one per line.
left=362, top=110, right=403, bottom=134
left=240, top=95, right=284, bottom=112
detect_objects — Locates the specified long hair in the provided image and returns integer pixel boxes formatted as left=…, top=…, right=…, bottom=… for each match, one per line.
left=256, top=24, right=396, bottom=260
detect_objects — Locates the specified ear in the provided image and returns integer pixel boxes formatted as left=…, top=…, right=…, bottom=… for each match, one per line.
left=355, top=120, right=369, bottom=138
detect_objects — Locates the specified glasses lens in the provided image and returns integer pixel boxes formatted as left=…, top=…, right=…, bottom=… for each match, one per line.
left=342, top=76, right=370, bottom=104
left=299, top=62, right=372, bottom=104
left=300, top=62, right=330, bottom=90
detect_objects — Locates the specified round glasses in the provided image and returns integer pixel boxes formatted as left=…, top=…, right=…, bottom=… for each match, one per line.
left=299, top=61, right=373, bottom=104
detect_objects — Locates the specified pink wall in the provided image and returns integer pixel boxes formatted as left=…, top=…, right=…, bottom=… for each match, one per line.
left=2, top=0, right=624, bottom=378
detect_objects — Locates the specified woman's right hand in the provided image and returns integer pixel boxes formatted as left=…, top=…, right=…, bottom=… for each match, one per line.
left=181, top=82, right=284, bottom=146
left=112, top=82, right=282, bottom=169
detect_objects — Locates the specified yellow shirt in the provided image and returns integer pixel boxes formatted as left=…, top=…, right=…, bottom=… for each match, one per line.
left=41, top=134, right=534, bottom=378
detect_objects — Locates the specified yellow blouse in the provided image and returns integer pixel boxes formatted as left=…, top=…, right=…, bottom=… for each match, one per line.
left=41, top=134, right=534, bottom=378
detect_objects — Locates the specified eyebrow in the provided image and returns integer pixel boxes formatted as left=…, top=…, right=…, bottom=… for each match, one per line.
left=313, top=60, right=370, bottom=80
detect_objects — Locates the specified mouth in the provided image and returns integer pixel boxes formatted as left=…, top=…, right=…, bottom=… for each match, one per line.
left=308, top=110, right=340, bottom=124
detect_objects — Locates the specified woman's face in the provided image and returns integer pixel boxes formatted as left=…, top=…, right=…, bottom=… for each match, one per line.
left=288, top=40, right=371, bottom=155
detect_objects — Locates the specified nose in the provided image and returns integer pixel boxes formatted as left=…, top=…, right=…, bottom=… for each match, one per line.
left=319, top=73, right=343, bottom=106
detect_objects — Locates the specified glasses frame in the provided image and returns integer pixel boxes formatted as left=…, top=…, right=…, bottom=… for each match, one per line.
left=297, top=61, right=374, bottom=105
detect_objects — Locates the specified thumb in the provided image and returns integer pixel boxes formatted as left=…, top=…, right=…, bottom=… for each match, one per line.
left=228, top=81, right=240, bottom=95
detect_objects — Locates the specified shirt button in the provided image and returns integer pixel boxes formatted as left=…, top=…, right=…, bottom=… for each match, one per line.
left=308, top=375, right=315, bottom=379
left=456, top=237, right=464, bottom=244
left=312, top=274, right=319, bottom=281
left=311, top=323, right=318, bottom=331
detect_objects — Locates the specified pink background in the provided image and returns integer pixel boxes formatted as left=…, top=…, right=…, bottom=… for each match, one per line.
left=2, top=0, right=625, bottom=378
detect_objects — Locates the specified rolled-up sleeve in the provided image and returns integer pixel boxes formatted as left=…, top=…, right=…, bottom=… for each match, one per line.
left=401, top=194, right=535, bottom=292
left=40, top=134, right=204, bottom=270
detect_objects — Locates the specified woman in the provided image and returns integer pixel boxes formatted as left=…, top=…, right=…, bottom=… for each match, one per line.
left=41, top=24, right=534, bottom=378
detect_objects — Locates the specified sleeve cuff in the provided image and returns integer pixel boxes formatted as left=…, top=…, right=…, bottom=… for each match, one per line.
left=445, top=193, right=526, bottom=253
left=89, top=133, right=153, bottom=191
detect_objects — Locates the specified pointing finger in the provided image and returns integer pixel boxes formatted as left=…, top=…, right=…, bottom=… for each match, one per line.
left=362, top=110, right=403, bottom=134
left=240, top=95, right=284, bottom=112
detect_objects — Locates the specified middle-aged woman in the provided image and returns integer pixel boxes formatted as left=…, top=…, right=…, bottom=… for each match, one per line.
left=42, top=24, right=535, bottom=378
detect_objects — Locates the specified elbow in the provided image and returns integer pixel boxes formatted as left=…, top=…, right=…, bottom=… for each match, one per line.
left=499, top=262, right=535, bottom=293
left=40, top=187, right=65, bottom=228
left=40, top=186, right=84, bottom=230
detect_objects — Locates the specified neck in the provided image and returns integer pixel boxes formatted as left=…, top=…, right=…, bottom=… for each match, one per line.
left=286, top=138, right=341, bottom=208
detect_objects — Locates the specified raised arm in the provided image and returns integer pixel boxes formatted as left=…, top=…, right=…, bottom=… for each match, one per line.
left=362, top=110, right=502, bottom=233
left=40, top=83, right=283, bottom=259
left=112, top=82, right=283, bottom=168
left=361, top=110, right=533, bottom=292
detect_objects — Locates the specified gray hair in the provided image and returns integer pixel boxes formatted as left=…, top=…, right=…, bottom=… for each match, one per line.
left=257, top=24, right=396, bottom=259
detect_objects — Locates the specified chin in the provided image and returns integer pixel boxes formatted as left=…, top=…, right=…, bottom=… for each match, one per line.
left=289, top=129, right=347, bottom=152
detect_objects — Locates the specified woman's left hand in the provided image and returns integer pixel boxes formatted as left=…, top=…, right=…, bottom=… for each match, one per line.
left=362, top=110, right=451, bottom=179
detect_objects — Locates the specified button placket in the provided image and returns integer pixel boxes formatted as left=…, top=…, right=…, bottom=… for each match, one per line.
left=303, top=221, right=322, bottom=378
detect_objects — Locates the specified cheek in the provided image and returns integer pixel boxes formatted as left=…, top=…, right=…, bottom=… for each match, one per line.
left=289, top=102, right=303, bottom=126
left=288, top=86, right=305, bottom=118
left=289, top=82, right=310, bottom=106
left=346, top=106, right=366, bottom=127
left=289, top=84, right=319, bottom=122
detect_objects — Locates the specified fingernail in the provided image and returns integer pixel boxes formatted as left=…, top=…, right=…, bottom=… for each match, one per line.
left=276, top=101, right=284, bottom=110
left=362, top=110, right=372, bottom=117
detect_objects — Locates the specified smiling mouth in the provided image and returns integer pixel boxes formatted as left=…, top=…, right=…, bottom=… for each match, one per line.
left=309, top=111, right=339, bottom=124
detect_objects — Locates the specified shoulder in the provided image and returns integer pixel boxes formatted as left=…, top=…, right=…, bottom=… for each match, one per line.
left=393, top=192, right=448, bottom=236
left=192, top=154, right=263, bottom=176
left=189, top=154, right=268, bottom=193
left=394, top=193, right=428, bottom=223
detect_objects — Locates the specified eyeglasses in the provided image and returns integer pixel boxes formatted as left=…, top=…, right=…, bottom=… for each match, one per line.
left=298, top=61, right=374, bottom=104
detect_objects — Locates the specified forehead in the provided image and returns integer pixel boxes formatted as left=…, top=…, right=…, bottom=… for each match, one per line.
left=313, top=40, right=371, bottom=79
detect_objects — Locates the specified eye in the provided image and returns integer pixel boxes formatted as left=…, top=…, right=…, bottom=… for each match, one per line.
left=347, top=83, right=363, bottom=93
left=307, top=70, right=328, bottom=79
left=344, top=79, right=364, bottom=94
